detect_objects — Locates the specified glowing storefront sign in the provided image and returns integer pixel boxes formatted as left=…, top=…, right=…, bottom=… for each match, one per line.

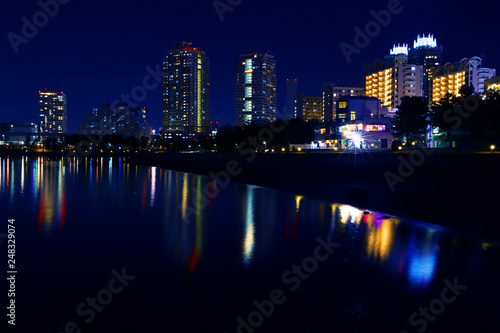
left=365, top=125, right=386, bottom=132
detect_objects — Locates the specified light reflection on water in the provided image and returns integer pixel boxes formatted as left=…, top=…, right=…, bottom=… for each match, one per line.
left=0, top=156, right=493, bottom=293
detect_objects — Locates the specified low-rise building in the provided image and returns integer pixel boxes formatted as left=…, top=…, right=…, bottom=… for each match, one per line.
left=0, top=122, right=39, bottom=146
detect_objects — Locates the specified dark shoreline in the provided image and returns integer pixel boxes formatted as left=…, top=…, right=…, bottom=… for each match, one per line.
left=3, top=149, right=500, bottom=240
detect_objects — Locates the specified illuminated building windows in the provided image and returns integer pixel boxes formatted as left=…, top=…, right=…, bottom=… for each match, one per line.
left=245, top=100, right=252, bottom=112
left=245, top=87, right=252, bottom=98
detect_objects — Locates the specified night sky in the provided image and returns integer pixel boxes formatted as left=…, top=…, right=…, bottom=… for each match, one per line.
left=2, top=0, right=500, bottom=132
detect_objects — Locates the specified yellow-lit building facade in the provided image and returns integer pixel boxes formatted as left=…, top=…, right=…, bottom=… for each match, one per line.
left=365, top=68, right=394, bottom=108
left=365, top=63, right=423, bottom=109
left=431, top=57, right=496, bottom=103
left=431, top=71, right=466, bottom=102
left=485, top=76, right=500, bottom=94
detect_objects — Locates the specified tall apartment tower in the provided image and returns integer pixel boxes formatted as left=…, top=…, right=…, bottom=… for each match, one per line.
left=364, top=45, right=423, bottom=109
left=286, top=79, right=298, bottom=119
left=39, top=90, right=67, bottom=134
left=235, top=50, right=277, bottom=126
left=323, top=83, right=364, bottom=122
left=162, top=42, right=210, bottom=133
left=408, top=34, right=443, bottom=104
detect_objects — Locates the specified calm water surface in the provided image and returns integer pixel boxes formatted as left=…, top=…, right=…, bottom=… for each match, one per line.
left=1, top=156, right=499, bottom=333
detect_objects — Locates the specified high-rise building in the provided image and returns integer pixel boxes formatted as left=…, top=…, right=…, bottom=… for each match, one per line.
left=162, top=42, right=210, bottom=133
left=39, top=90, right=67, bottom=134
left=295, top=93, right=324, bottom=122
left=78, top=103, right=149, bottom=138
left=286, top=79, right=298, bottom=119
left=408, top=34, right=443, bottom=104
left=323, top=83, right=364, bottom=122
left=431, top=57, right=496, bottom=102
left=364, top=47, right=423, bottom=109
left=235, top=50, right=277, bottom=126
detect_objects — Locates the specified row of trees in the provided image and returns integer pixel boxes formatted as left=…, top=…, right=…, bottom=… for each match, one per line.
left=27, top=134, right=149, bottom=151
left=25, top=118, right=317, bottom=153
left=212, top=118, right=317, bottom=152
left=393, top=85, right=500, bottom=148
left=150, top=118, right=317, bottom=152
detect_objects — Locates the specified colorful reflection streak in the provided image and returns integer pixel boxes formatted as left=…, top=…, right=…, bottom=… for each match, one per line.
left=0, top=157, right=68, bottom=232
left=242, top=186, right=255, bottom=265
left=365, top=215, right=399, bottom=263
left=406, top=230, right=438, bottom=288
left=36, top=159, right=67, bottom=232
left=164, top=172, right=206, bottom=276
left=330, top=204, right=439, bottom=290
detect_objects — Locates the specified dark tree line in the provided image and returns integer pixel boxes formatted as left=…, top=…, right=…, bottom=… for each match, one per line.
left=213, top=118, right=317, bottom=152
left=39, top=134, right=147, bottom=151
left=392, top=85, right=500, bottom=148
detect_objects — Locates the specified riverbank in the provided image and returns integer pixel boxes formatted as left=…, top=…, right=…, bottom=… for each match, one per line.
left=2, top=149, right=500, bottom=240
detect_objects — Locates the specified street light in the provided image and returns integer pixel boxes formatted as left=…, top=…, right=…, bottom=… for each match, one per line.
left=491, top=145, right=496, bottom=154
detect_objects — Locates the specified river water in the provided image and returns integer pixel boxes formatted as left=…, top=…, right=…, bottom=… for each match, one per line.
left=1, top=156, right=499, bottom=332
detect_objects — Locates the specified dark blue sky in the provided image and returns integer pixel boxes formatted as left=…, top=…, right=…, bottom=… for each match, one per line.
left=2, top=0, right=500, bottom=132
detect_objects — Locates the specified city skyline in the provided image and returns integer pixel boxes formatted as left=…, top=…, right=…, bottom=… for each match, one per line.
left=2, top=0, right=500, bottom=132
